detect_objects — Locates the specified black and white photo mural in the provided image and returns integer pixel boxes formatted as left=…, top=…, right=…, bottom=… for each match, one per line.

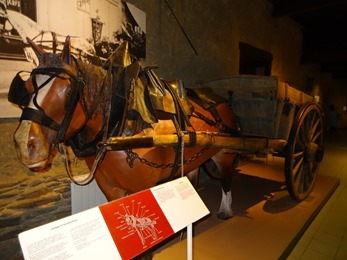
left=0, top=0, right=146, bottom=117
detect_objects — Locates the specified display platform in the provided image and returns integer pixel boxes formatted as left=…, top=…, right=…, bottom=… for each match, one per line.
left=154, top=157, right=340, bottom=259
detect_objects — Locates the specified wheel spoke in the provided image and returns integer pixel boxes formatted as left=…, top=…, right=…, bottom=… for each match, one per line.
left=311, top=129, right=322, bottom=143
left=293, top=150, right=304, bottom=160
left=293, top=154, right=304, bottom=181
left=309, top=115, right=321, bottom=141
left=293, top=160, right=304, bottom=192
left=308, top=111, right=317, bottom=131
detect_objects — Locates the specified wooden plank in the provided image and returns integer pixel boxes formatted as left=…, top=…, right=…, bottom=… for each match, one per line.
left=277, top=81, right=314, bottom=104
left=197, top=76, right=280, bottom=138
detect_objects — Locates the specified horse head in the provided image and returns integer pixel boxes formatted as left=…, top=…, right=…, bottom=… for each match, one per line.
left=10, top=36, right=89, bottom=171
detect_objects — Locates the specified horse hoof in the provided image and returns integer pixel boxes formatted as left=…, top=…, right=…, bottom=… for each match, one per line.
left=217, top=212, right=233, bottom=220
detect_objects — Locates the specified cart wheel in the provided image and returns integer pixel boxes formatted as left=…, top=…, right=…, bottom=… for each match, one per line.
left=202, top=159, right=221, bottom=180
left=285, top=103, right=324, bottom=201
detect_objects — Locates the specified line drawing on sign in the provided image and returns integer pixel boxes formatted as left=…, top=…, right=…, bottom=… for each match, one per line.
left=116, top=201, right=158, bottom=245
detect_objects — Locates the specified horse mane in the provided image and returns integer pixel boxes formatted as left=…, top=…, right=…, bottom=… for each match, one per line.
left=65, top=60, right=110, bottom=157
left=78, top=61, right=108, bottom=116
left=38, top=53, right=65, bottom=68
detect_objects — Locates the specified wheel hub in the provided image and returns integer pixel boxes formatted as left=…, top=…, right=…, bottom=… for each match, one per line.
left=305, top=142, right=324, bottom=163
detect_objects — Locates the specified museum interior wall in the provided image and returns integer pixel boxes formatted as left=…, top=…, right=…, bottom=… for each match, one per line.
left=0, top=0, right=346, bottom=258
left=129, top=0, right=347, bottom=128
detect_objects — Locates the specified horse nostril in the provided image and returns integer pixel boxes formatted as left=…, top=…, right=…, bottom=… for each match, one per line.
left=27, top=139, right=37, bottom=154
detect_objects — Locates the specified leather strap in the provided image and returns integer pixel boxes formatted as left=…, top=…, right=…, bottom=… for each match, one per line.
left=20, top=107, right=60, bottom=131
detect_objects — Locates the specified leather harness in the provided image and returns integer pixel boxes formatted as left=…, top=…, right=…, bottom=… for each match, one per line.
left=9, top=55, right=236, bottom=185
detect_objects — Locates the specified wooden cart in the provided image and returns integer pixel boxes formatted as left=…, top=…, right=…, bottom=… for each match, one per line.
left=105, top=75, right=324, bottom=202
left=196, top=75, right=324, bottom=202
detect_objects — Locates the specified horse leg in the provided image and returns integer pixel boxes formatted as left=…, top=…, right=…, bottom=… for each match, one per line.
left=94, top=171, right=127, bottom=201
left=186, top=168, right=200, bottom=188
left=211, top=152, right=239, bottom=220
left=84, top=157, right=127, bottom=201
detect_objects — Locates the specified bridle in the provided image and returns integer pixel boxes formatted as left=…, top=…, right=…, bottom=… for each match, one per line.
left=9, top=62, right=86, bottom=142
left=25, top=67, right=85, bottom=142
left=9, top=60, right=105, bottom=185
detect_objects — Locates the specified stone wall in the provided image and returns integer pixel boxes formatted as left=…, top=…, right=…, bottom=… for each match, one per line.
left=127, top=0, right=347, bottom=125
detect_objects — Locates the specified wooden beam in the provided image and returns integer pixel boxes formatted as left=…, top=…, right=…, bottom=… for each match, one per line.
left=105, top=133, right=287, bottom=154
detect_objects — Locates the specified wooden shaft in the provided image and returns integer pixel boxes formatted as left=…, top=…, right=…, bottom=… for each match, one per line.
left=105, top=132, right=287, bottom=153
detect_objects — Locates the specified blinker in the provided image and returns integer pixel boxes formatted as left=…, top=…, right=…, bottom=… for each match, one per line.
left=8, top=71, right=31, bottom=108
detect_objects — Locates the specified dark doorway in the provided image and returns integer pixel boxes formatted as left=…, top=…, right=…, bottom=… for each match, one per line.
left=239, top=42, right=272, bottom=76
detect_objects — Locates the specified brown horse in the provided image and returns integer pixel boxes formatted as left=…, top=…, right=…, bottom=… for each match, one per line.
left=10, top=36, right=239, bottom=220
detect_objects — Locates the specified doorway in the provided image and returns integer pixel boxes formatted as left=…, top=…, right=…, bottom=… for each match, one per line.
left=239, top=42, right=272, bottom=76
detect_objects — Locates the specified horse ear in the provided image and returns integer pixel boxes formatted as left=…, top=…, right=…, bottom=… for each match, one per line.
left=26, top=37, right=45, bottom=64
left=61, top=36, right=71, bottom=64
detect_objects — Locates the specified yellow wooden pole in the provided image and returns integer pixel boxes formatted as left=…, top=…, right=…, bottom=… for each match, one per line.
left=105, top=132, right=287, bottom=153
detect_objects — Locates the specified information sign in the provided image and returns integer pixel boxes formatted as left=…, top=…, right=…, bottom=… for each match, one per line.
left=19, top=177, right=209, bottom=260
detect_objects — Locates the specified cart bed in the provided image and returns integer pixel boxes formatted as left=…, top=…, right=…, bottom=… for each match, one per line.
left=197, top=75, right=315, bottom=139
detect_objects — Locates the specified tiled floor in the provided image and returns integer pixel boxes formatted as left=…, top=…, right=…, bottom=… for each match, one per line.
left=288, top=129, right=347, bottom=259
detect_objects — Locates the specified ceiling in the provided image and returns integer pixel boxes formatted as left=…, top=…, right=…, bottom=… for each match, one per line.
left=269, top=0, right=347, bottom=81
